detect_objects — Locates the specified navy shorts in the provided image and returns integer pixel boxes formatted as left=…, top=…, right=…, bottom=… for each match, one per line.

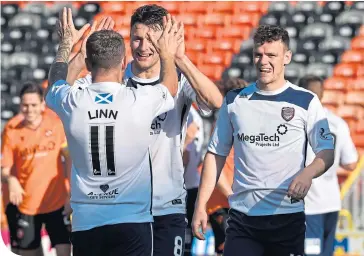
left=224, top=209, right=306, bottom=256
left=71, top=222, right=153, bottom=256
left=6, top=203, right=71, bottom=250
left=153, top=213, right=187, bottom=256
left=305, top=211, right=339, bottom=256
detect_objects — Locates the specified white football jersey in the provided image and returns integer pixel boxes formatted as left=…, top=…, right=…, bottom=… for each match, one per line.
left=208, top=81, right=334, bottom=216
left=45, top=79, right=174, bottom=231
left=184, top=107, right=204, bottom=189
left=74, top=63, right=211, bottom=216
left=305, top=108, right=358, bottom=215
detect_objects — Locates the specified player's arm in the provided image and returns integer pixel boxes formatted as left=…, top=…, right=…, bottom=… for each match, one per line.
left=216, top=166, right=233, bottom=198
left=176, top=56, right=223, bottom=110
left=339, top=121, right=358, bottom=171
left=67, top=17, right=115, bottom=85
left=1, top=131, right=25, bottom=206
left=192, top=98, right=233, bottom=240
left=288, top=96, right=335, bottom=199
left=46, top=8, right=90, bottom=97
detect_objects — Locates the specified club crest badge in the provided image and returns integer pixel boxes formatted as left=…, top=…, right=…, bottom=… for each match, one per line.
left=281, top=107, right=295, bottom=122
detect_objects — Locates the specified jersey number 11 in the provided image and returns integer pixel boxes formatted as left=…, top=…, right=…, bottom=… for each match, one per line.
left=89, top=125, right=115, bottom=176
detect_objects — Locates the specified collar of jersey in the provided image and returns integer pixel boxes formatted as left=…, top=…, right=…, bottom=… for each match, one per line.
left=126, top=62, right=159, bottom=84
left=254, top=81, right=291, bottom=96
left=88, top=82, right=122, bottom=93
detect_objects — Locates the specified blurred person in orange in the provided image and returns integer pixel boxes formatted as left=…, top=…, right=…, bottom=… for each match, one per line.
left=1, top=82, right=72, bottom=256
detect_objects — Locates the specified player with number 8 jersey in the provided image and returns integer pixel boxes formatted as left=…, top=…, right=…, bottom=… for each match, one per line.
left=45, top=8, right=181, bottom=256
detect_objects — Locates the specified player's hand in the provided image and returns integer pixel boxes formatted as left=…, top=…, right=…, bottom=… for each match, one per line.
left=8, top=177, right=25, bottom=206
left=175, top=22, right=185, bottom=59
left=192, top=206, right=208, bottom=240
left=57, top=7, right=90, bottom=46
left=146, top=14, right=184, bottom=59
left=288, top=169, right=313, bottom=200
left=62, top=198, right=73, bottom=218
left=80, top=16, right=115, bottom=57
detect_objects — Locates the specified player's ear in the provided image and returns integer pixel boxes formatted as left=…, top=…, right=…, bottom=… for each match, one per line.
left=85, top=58, right=92, bottom=72
left=121, top=56, right=127, bottom=71
left=284, top=49, right=292, bottom=66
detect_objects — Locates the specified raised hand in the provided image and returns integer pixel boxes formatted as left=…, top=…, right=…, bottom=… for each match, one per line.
left=81, top=16, right=115, bottom=57
left=175, top=22, right=185, bottom=59
left=57, top=7, right=90, bottom=46
left=146, top=14, right=184, bottom=59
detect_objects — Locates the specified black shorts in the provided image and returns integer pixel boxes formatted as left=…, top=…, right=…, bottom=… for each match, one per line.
left=71, top=222, right=153, bottom=256
left=224, top=209, right=306, bottom=256
left=185, top=188, right=198, bottom=255
left=153, top=213, right=187, bottom=256
left=209, top=208, right=229, bottom=253
left=5, top=203, right=71, bottom=250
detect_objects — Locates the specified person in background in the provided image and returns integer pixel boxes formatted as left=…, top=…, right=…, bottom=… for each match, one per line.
left=183, top=106, right=204, bottom=256
left=298, top=75, right=358, bottom=256
left=1, top=82, right=72, bottom=256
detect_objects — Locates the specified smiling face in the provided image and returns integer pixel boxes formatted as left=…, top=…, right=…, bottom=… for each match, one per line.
left=20, top=93, right=44, bottom=124
left=130, top=23, right=163, bottom=73
left=253, top=40, right=292, bottom=86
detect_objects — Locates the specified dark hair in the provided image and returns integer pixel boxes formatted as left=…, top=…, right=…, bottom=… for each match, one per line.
left=253, top=25, right=290, bottom=50
left=131, top=4, right=168, bottom=30
left=298, top=75, right=323, bottom=90
left=217, top=78, right=248, bottom=96
left=86, top=30, right=125, bottom=69
left=20, top=82, right=43, bottom=99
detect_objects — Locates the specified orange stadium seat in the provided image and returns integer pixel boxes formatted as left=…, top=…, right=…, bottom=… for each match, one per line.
left=116, top=25, right=130, bottom=40
left=351, top=36, right=364, bottom=50
left=216, top=25, right=251, bottom=40
left=323, top=77, right=348, bottom=91
left=100, top=2, right=126, bottom=14
left=208, top=1, right=235, bottom=14
left=197, top=14, right=231, bottom=27
left=233, top=1, right=269, bottom=14
left=202, top=52, right=233, bottom=67
left=207, top=38, right=241, bottom=54
left=348, top=78, right=364, bottom=91
left=198, top=64, right=225, bottom=81
left=176, top=14, right=198, bottom=28
left=124, top=2, right=151, bottom=14
left=345, top=91, right=364, bottom=106
left=356, top=65, right=364, bottom=77
left=188, top=52, right=203, bottom=66
left=356, top=119, right=364, bottom=134
left=337, top=105, right=364, bottom=121
left=157, top=1, right=180, bottom=14
left=341, top=50, right=364, bottom=64
left=352, top=134, right=364, bottom=147
left=321, top=90, right=345, bottom=106
left=180, top=1, right=207, bottom=14
left=188, top=27, right=216, bottom=40
left=231, top=13, right=260, bottom=28
left=333, top=63, right=357, bottom=78
left=186, top=39, right=208, bottom=53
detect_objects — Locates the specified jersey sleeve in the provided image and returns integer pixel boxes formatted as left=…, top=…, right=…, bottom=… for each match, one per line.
left=306, top=95, right=335, bottom=154
left=207, top=98, right=233, bottom=156
left=1, top=130, right=15, bottom=168
left=45, top=80, right=72, bottom=115
left=338, top=120, right=358, bottom=165
left=181, top=74, right=212, bottom=116
left=73, top=74, right=92, bottom=89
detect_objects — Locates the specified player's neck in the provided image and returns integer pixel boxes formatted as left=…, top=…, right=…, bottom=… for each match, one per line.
left=131, top=61, right=160, bottom=80
left=257, top=76, right=287, bottom=92
left=24, top=115, right=42, bottom=130
left=91, top=70, right=123, bottom=84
